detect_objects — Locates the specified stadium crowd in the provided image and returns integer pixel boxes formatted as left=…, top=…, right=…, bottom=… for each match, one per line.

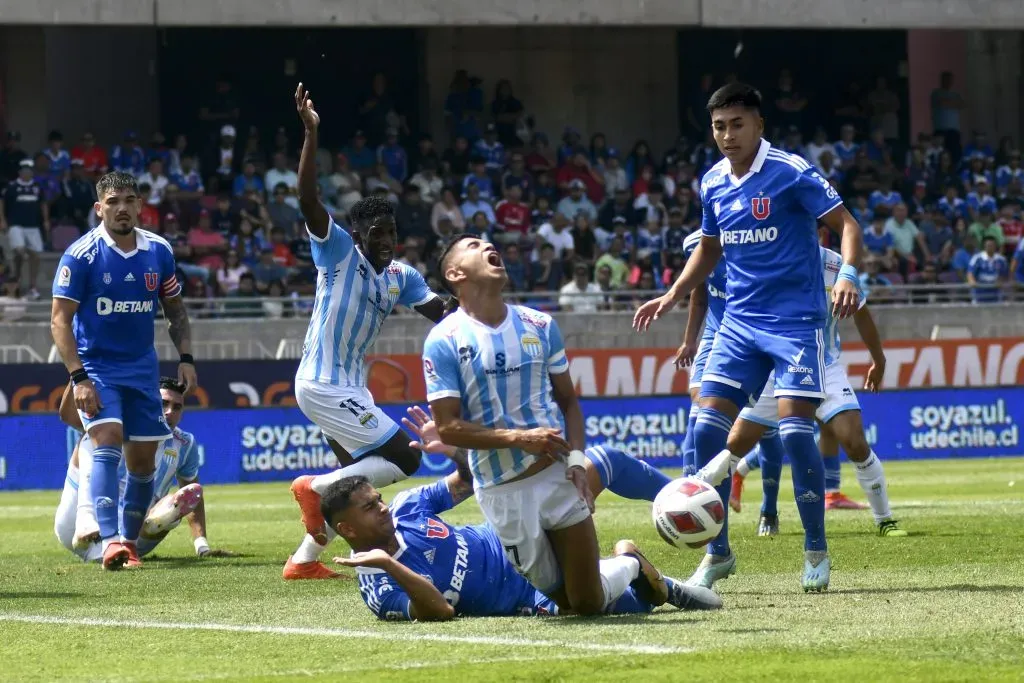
left=1, top=69, right=1022, bottom=314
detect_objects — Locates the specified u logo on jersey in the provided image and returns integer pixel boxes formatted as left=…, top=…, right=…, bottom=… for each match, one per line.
left=425, top=518, right=450, bottom=539
left=144, top=272, right=159, bottom=291
left=751, top=196, right=771, bottom=220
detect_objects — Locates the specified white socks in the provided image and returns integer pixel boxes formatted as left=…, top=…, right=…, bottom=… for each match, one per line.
left=599, top=556, right=640, bottom=610
left=293, top=527, right=338, bottom=564
left=736, top=455, right=752, bottom=477
left=854, top=451, right=891, bottom=524
left=310, top=456, right=407, bottom=495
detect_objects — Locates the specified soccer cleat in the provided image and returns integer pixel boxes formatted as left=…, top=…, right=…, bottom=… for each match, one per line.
left=757, top=513, right=779, bottom=537
left=72, top=526, right=101, bottom=552
left=878, top=519, right=908, bottom=537
left=802, top=551, right=830, bottom=592
left=825, top=491, right=868, bottom=510
left=683, top=552, right=736, bottom=589
left=614, top=540, right=668, bottom=607
left=101, top=541, right=130, bottom=571
left=290, top=475, right=328, bottom=546
left=282, top=556, right=344, bottom=580
left=123, top=541, right=143, bottom=569
left=142, top=483, right=203, bottom=537
left=729, top=472, right=745, bottom=513
left=664, top=577, right=723, bottom=610
left=696, top=450, right=733, bottom=488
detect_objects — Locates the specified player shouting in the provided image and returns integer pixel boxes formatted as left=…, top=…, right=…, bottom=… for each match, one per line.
left=334, top=406, right=723, bottom=620
left=51, top=171, right=197, bottom=571
left=285, top=83, right=452, bottom=579
left=728, top=246, right=907, bottom=538
left=634, top=83, right=863, bottom=592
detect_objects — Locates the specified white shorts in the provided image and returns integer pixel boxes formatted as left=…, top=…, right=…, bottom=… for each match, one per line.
left=8, top=226, right=43, bottom=252
left=474, top=461, right=592, bottom=594
left=740, top=363, right=861, bottom=428
left=295, top=379, right=400, bottom=459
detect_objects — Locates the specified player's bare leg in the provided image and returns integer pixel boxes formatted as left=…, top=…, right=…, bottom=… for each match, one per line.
left=818, top=420, right=867, bottom=510
left=822, top=414, right=906, bottom=537
left=121, top=439, right=160, bottom=569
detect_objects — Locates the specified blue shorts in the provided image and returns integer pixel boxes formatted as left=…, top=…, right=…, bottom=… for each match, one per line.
left=701, top=317, right=825, bottom=406
left=79, top=380, right=171, bottom=442
left=688, top=325, right=719, bottom=391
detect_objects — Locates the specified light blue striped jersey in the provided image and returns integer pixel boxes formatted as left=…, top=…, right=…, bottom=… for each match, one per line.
left=422, top=305, right=569, bottom=489
left=296, top=218, right=435, bottom=386
left=820, top=246, right=866, bottom=366
left=683, top=230, right=728, bottom=333
left=75, top=426, right=200, bottom=503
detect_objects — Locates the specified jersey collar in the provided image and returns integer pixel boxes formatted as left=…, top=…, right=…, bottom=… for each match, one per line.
left=97, top=223, right=149, bottom=258
left=729, top=138, right=771, bottom=187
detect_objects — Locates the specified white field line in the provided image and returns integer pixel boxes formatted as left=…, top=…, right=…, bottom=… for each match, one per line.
left=0, top=613, right=688, bottom=656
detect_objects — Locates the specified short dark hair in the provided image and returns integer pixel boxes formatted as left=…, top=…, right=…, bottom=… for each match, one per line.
left=437, top=233, right=478, bottom=295
left=348, top=195, right=395, bottom=236
left=983, top=235, right=997, bottom=245
left=706, top=82, right=762, bottom=115
left=95, top=172, right=140, bottom=200
left=320, top=475, right=372, bottom=525
left=159, top=376, right=186, bottom=395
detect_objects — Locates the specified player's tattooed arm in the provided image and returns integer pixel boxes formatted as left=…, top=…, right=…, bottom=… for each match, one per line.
left=161, top=294, right=193, bottom=356
left=444, top=448, right=474, bottom=505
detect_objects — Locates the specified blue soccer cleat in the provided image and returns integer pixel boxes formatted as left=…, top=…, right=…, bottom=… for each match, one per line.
left=684, top=552, right=736, bottom=588
left=802, top=550, right=830, bottom=592
left=665, top=577, right=723, bottom=610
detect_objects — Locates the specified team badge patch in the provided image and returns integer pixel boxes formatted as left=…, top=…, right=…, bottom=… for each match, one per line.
left=388, top=285, right=400, bottom=297
left=359, top=412, right=379, bottom=430
left=57, top=265, right=71, bottom=287
left=102, top=272, right=112, bottom=285
left=144, top=272, right=159, bottom=291
left=520, top=334, right=542, bottom=358
left=751, top=196, right=771, bottom=220
left=423, top=358, right=437, bottom=379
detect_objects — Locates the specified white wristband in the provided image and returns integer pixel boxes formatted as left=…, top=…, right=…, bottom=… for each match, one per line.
left=567, top=449, right=586, bottom=469
left=194, top=536, right=210, bottom=555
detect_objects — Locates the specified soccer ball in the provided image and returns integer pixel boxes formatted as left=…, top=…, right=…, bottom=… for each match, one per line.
left=652, top=477, right=726, bottom=549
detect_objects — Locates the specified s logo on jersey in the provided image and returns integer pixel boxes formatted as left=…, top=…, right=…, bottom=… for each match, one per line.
left=751, top=196, right=771, bottom=220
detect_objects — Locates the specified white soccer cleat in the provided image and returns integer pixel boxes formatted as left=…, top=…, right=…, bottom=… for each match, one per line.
left=802, top=550, right=830, bottom=593
left=142, top=483, right=203, bottom=537
left=72, top=522, right=101, bottom=551
left=696, top=450, right=733, bottom=488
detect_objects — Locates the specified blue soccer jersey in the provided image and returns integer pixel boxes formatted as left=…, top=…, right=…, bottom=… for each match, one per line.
left=820, top=246, right=866, bottom=366
left=356, top=480, right=545, bottom=620
left=52, top=226, right=180, bottom=391
left=422, top=305, right=568, bottom=488
left=296, top=217, right=436, bottom=387
left=683, top=230, right=727, bottom=332
left=700, top=139, right=842, bottom=331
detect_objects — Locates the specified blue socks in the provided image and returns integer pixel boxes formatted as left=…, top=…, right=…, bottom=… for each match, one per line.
left=681, top=406, right=699, bottom=476
left=121, top=470, right=155, bottom=543
left=606, top=586, right=653, bottom=615
left=90, top=445, right=123, bottom=541
left=758, top=429, right=785, bottom=517
left=824, top=453, right=842, bottom=492
left=694, top=407, right=734, bottom=557
left=779, top=417, right=826, bottom=552
left=586, top=446, right=671, bottom=502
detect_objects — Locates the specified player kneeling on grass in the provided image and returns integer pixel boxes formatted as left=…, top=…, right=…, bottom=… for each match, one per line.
left=331, top=407, right=723, bottom=620
left=54, top=378, right=236, bottom=562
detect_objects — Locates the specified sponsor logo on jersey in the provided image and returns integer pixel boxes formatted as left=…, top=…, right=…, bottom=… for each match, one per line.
left=358, top=412, right=379, bottom=430
left=103, top=272, right=112, bottom=284
left=423, top=358, right=437, bottom=379
left=57, top=265, right=71, bottom=287
left=516, top=311, right=548, bottom=329
left=521, top=334, right=542, bottom=358
left=730, top=199, right=743, bottom=212
left=423, top=548, right=436, bottom=565
left=458, top=345, right=476, bottom=364
left=800, top=375, right=816, bottom=386
left=387, top=264, right=401, bottom=274
left=788, top=365, right=814, bottom=374
left=124, top=272, right=136, bottom=282
left=751, top=195, right=771, bottom=220
left=721, top=226, right=779, bottom=245
left=96, top=297, right=154, bottom=315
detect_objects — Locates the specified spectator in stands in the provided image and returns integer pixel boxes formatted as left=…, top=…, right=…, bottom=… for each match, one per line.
left=459, top=182, right=494, bottom=225
left=832, top=124, right=858, bottom=170
left=467, top=210, right=492, bottom=240
left=224, top=272, right=261, bottom=318
left=461, top=157, right=495, bottom=201
left=595, top=236, right=629, bottom=289
left=360, top=72, right=402, bottom=146
left=635, top=180, right=667, bottom=228
left=289, top=222, right=314, bottom=288
left=474, top=123, right=506, bottom=175
left=938, top=185, right=968, bottom=224
left=966, top=177, right=997, bottom=219
left=188, top=209, right=228, bottom=272
left=250, top=246, right=289, bottom=293
left=147, top=131, right=170, bottom=168
left=967, top=235, right=1008, bottom=302
left=860, top=255, right=892, bottom=294
left=963, top=131, right=995, bottom=164
left=557, top=127, right=584, bottom=167
left=268, top=182, right=301, bottom=233
left=167, top=133, right=190, bottom=178
left=171, top=154, right=205, bottom=200
left=216, top=249, right=248, bottom=295
left=571, top=213, right=599, bottom=266
left=594, top=263, right=618, bottom=307
left=535, top=212, right=574, bottom=263
left=32, top=153, right=61, bottom=205
left=262, top=279, right=290, bottom=319
left=444, top=70, right=483, bottom=143
left=531, top=195, right=554, bottom=229
left=409, top=159, right=443, bottom=205
left=869, top=178, right=902, bottom=212
left=325, top=154, right=363, bottom=212
left=969, top=209, right=1004, bottom=252
left=163, top=213, right=210, bottom=283
left=599, top=148, right=628, bottom=198
left=0, top=131, right=26, bottom=186
left=1, top=159, right=47, bottom=298
left=43, top=130, right=71, bottom=177
left=557, top=179, right=598, bottom=222
left=661, top=252, right=685, bottom=289
left=531, top=243, right=562, bottom=292
left=206, top=124, right=239, bottom=186
left=268, top=226, right=296, bottom=268
left=904, top=148, right=931, bottom=190
left=804, top=127, right=832, bottom=170
left=501, top=152, right=533, bottom=199
left=501, top=242, right=530, bottom=293
left=629, top=269, right=658, bottom=308
left=996, top=150, right=1023, bottom=193
left=886, top=203, right=929, bottom=277
left=111, top=131, right=145, bottom=176
left=378, top=127, right=408, bottom=183
left=598, top=187, right=638, bottom=231
left=432, top=187, right=466, bottom=235
left=919, top=213, right=955, bottom=270
left=398, top=241, right=428, bottom=278
left=661, top=207, right=689, bottom=263
left=909, top=261, right=947, bottom=304
left=442, top=135, right=472, bottom=180
left=61, top=159, right=97, bottom=229
left=558, top=262, right=602, bottom=313
left=409, top=134, right=440, bottom=176
left=265, top=152, right=299, bottom=209
left=340, top=131, right=374, bottom=178
left=867, top=77, right=900, bottom=141
left=137, top=183, right=160, bottom=229
left=525, top=133, right=554, bottom=176
left=494, top=181, right=530, bottom=243
left=998, top=202, right=1023, bottom=257
left=137, top=158, right=169, bottom=206
left=492, top=80, right=525, bottom=149
left=231, top=160, right=263, bottom=198
left=624, top=141, right=654, bottom=186
left=238, top=190, right=272, bottom=236
left=396, top=183, right=431, bottom=244
left=208, top=194, right=239, bottom=237
left=1010, top=235, right=1024, bottom=286
left=844, top=149, right=880, bottom=197
left=931, top=71, right=965, bottom=158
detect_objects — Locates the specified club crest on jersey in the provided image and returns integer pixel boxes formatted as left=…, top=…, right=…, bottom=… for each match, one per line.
left=520, top=334, right=542, bottom=358
left=425, top=518, right=450, bottom=539
left=359, top=412, right=379, bottom=430
left=144, top=272, right=159, bottom=291
left=103, top=272, right=112, bottom=285
left=751, top=196, right=771, bottom=220
left=388, top=285, right=400, bottom=298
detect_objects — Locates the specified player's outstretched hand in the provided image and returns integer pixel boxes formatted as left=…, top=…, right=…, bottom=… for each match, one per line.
left=864, top=359, right=885, bottom=393
left=674, top=339, right=698, bottom=370
left=334, top=549, right=393, bottom=569
left=831, top=279, right=860, bottom=320
left=566, top=465, right=595, bottom=513
left=295, top=82, right=320, bottom=131
left=515, top=427, right=570, bottom=460
left=178, top=361, right=197, bottom=396
left=402, top=405, right=455, bottom=457
left=73, top=380, right=101, bottom=418
left=633, top=295, right=676, bottom=333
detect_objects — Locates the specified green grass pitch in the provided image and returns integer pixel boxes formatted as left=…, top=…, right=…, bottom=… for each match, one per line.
left=2, top=459, right=1023, bottom=682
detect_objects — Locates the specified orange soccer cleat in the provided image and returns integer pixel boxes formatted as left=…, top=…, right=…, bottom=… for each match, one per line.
left=101, top=541, right=130, bottom=571
left=825, top=491, right=869, bottom=510
left=729, top=472, right=745, bottom=513
left=282, top=556, right=345, bottom=580
left=123, top=541, right=143, bottom=569
left=290, top=475, right=329, bottom=545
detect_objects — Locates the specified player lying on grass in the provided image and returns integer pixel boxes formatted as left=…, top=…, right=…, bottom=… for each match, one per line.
left=726, top=246, right=907, bottom=539
left=330, top=407, right=723, bottom=620
left=54, top=378, right=235, bottom=562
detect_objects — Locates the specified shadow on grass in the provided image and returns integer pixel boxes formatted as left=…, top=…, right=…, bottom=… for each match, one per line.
left=0, top=591, right=85, bottom=599
left=830, top=584, right=1024, bottom=596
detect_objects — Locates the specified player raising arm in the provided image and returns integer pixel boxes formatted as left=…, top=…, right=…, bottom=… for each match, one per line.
left=50, top=171, right=197, bottom=571
left=284, top=83, right=456, bottom=580
left=633, top=83, right=863, bottom=592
